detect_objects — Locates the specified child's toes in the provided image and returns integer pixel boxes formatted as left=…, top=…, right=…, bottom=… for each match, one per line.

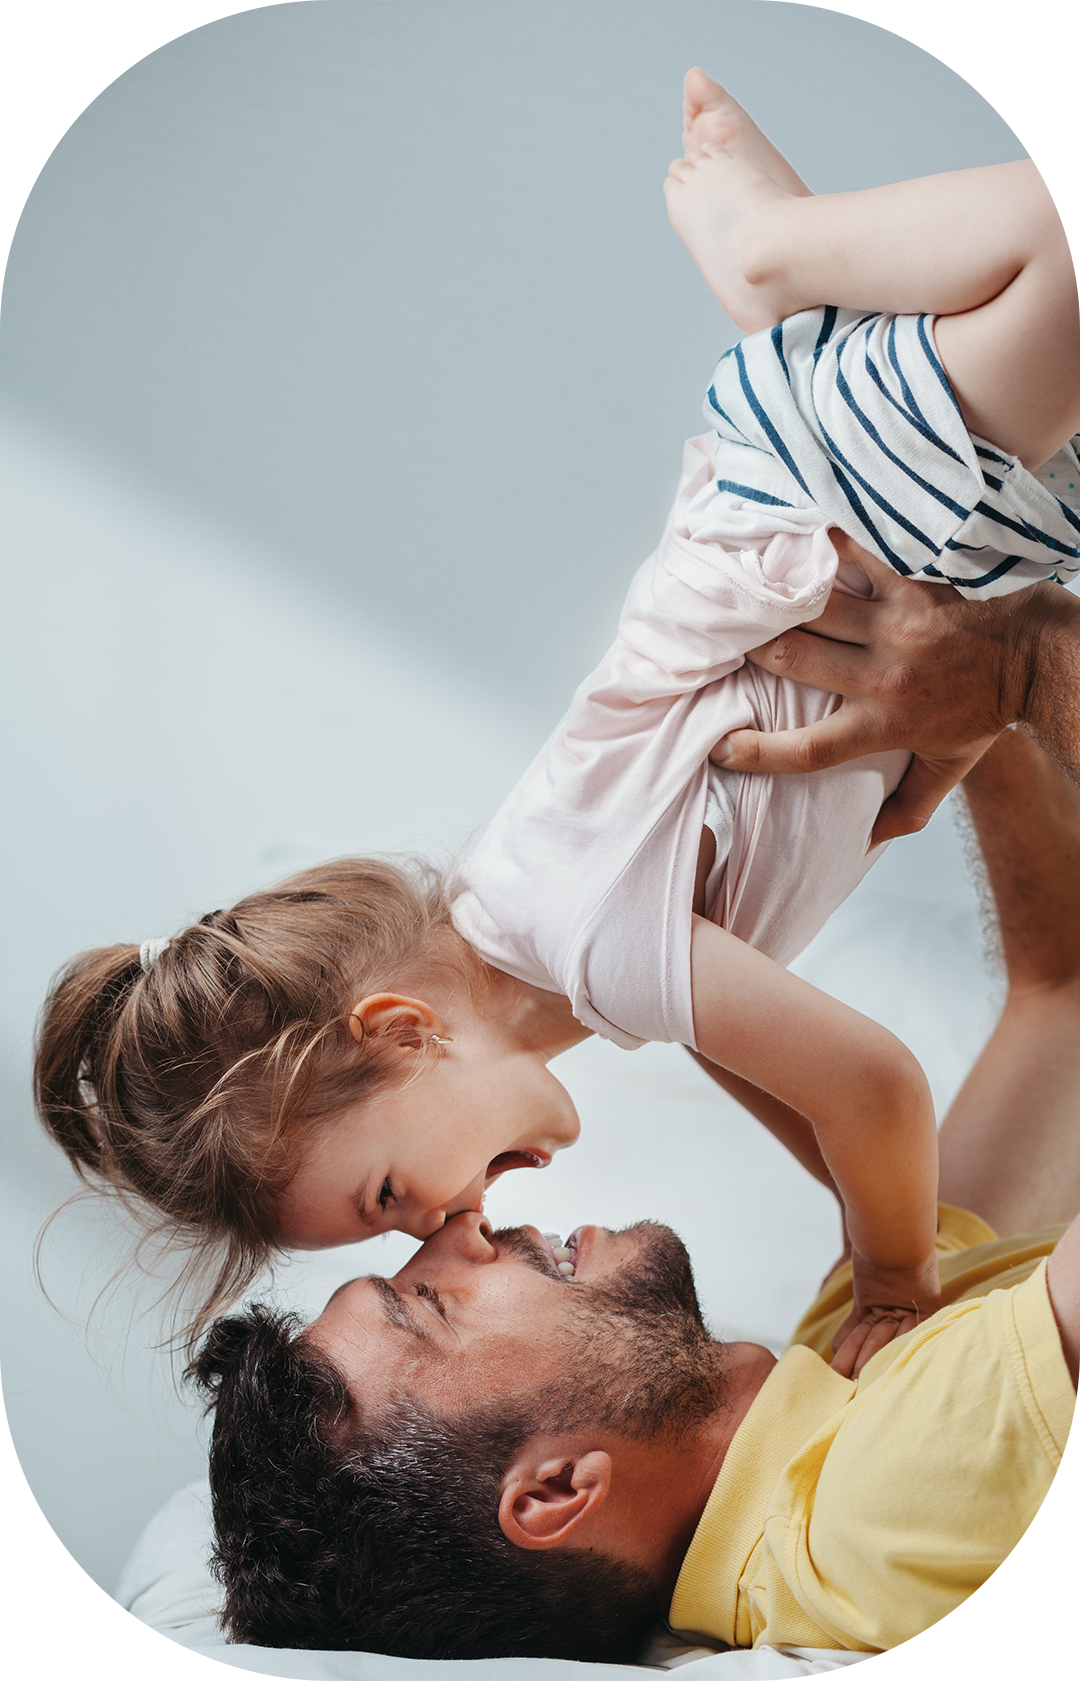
left=692, top=109, right=740, bottom=154
left=681, top=141, right=736, bottom=178
left=666, top=156, right=698, bottom=185
left=684, top=66, right=729, bottom=119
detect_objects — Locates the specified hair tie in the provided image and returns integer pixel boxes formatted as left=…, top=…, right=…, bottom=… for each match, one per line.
left=139, top=937, right=172, bottom=972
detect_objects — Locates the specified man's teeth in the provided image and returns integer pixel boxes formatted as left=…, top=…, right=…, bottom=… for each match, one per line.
left=541, top=1231, right=578, bottom=1278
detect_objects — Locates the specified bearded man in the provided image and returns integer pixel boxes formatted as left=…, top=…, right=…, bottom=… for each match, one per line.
left=192, top=730, right=1079, bottom=1662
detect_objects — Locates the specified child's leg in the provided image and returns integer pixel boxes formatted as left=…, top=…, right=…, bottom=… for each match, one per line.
left=937, top=729, right=1080, bottom=1235
left=666, top=74, right=1080, bottom=469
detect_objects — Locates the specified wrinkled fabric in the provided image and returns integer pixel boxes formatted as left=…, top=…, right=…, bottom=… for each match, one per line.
left=453, top=309, right=1078, bottom=1049
left=669, top=1210, right=1074, bottom=1653
left=706, top=307, right=1080, bottom=596
left=453, top=433, right=906, bottom=1048
left=117, top=1480, right=874, bottom=1673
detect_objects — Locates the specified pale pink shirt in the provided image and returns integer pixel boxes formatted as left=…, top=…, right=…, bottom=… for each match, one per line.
left=452, top=434, right=909, bottom=1050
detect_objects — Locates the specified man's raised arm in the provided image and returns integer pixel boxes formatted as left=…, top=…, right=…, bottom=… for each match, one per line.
left=711, top=541, right=1080, bottom=844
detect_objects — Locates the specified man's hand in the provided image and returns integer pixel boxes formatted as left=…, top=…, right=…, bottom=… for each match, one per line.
left=710, top=542, right=1077, bottom=843
left=830, top=1248, right=942, bottom=1379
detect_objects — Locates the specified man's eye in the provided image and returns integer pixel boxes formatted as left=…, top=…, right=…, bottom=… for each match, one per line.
left=414, top=1282, right=447, bottom=1319
left=378, top=1177, right=396, bottom=1212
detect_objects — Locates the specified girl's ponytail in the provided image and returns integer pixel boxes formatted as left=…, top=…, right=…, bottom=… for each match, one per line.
left=32, top=857, right=485, bottom=1347
left=34, top=943, right=144, bottom=1180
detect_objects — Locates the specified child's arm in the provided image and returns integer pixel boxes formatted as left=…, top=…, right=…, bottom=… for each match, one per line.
left=691, top=915, right=940, bottom=1376
left=688, top=1055, right=838, bottom=1192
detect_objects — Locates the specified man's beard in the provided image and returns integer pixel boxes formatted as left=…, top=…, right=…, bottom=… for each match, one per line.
left=492, top=1221, right=728, bottom=1445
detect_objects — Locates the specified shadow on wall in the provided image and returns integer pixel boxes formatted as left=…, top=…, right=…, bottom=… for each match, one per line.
left=0, top=0, right=1025, bottom=724
left=0, top=398, right=542, bottom=1593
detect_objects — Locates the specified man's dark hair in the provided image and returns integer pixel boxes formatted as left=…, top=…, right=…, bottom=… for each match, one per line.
left=188, top=1303, right=659, bottom=1662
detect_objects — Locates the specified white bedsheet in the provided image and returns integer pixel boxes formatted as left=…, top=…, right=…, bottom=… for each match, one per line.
left=115, top=1482, right=869, bottom=1678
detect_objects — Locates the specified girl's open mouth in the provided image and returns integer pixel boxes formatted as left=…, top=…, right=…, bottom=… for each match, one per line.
left=485, top=1148, right=550, bottom=1182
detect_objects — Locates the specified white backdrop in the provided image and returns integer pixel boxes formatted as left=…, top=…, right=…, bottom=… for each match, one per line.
left=2, top=6, right=1069, bottom=1674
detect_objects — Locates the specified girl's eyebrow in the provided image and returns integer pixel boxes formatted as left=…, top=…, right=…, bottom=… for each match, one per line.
left=351, top=1176, right=377, bottom=1225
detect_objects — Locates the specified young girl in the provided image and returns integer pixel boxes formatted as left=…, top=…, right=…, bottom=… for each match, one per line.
left=35, top=73, right=1080, bottom=1376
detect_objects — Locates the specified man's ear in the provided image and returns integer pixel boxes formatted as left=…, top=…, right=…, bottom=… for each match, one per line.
left=349, top=994, right=441, bottom=1050
left=498, top=1448, right=613, bottom=1551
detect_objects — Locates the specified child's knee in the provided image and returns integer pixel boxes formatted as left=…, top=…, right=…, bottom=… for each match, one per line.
left=1022, top=152, right=1076, bottom=262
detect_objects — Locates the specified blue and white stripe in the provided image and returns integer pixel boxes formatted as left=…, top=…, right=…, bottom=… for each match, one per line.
left=704, top=307, right=1080, bottom=598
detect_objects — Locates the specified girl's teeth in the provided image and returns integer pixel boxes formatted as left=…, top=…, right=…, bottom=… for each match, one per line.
left=557, top=1260, right=575, bottom=1276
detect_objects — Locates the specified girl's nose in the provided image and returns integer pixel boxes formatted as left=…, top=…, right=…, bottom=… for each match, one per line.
left=550, top=1088, right=581, bottom=1149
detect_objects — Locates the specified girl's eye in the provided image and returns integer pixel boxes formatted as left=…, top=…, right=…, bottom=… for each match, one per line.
left=378, top=1176, right=396, bottom=1212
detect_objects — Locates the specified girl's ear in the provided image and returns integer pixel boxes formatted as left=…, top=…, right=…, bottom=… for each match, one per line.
left=348, top=994, right=441, bottom=1049
left=498, top=1448, right=612, bottom=1551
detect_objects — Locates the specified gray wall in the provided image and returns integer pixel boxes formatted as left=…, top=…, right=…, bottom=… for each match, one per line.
left=1, top=0, right=1025, bottom=726
left=1, top=1, right=1023, bottom=1592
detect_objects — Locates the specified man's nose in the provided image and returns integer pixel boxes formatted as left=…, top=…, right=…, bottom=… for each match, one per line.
left=436, top=1209, right=496, bottom=1260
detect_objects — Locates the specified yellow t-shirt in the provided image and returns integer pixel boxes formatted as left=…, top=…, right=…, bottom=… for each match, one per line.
left=669, top=1206, right=1075, bottom=1653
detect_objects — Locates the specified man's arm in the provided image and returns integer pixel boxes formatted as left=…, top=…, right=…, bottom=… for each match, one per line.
left=1023, top=592, right=1080, bottom=776
left=1046, top=1217, right=1080, bottom=1388
left=710, top=540, right=1080, bottom=842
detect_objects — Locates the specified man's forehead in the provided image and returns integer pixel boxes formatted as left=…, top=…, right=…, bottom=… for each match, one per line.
left=312, top=1274, right=377, bottom=1341
left=303, top=1278, right=424, bottom=1422
left=319, top=1273, right=401, bottom=1330
left=314, top=1272, right=447, bottom=1365
left=322, top=1276, right=364, bottom=1313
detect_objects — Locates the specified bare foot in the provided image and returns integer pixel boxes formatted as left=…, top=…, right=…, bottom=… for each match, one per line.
left=682, top=68, right=811, bottom=198
left=666, top=70, right=812, bottom=331
left=664, top=145, right=805, bottom=332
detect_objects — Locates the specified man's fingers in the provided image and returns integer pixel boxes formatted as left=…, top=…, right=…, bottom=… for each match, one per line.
left=713, top=708, right=879, bottom=776
left=801, top=589, right=878, bottom=645
left=869, top=748, right=990, bottom=846
left=828, top=538, right=910, bottom=597
left=745, top=628, right=872, bottom=694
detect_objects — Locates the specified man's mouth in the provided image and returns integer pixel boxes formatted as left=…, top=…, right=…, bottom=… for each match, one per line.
left=539, top=1228, right=584, bottom=1279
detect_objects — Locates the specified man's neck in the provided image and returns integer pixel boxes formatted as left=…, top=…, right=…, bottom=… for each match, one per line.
left=659, top=1341, right=777, bottom=1597
left=591, top=1341, right=777, bottom=1603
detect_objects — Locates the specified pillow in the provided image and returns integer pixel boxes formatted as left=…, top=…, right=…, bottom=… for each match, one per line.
left=115, top=1482, right=868, bottom=1678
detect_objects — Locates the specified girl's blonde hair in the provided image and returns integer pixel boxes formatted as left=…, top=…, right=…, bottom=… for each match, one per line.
left=33, top=857, right=485, bottom=1348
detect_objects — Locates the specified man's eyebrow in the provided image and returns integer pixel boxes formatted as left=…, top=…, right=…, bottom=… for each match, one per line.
left=367, top=1275, right=437, bottom=1346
